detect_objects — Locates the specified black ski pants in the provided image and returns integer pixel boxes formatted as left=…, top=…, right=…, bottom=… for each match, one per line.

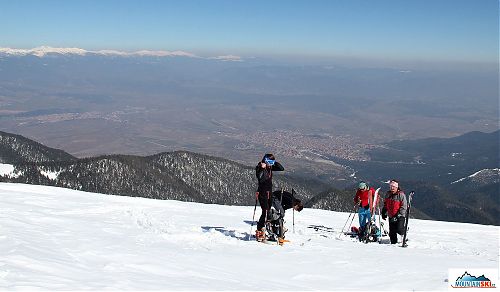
left=257, top=191, right=272, bottom=230
left=389, top=216, right=405, bottom=244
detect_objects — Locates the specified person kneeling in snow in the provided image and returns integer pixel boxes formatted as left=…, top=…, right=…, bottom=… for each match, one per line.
left=271, top=190, right=304, bottom=218
left=265, top=190, right=303, bottom=239
left=382, top=179, right=407, bottom=244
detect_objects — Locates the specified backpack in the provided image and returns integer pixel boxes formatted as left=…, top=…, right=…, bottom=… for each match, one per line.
left=267, top=205, right=282, bottom=222
left=363, top=222, right=381, bottom=242
left=265, top=205, right=285, bottom=241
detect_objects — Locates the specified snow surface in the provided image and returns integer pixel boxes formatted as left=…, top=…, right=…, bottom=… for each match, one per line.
left=0, top=183, right=498, bottom=290
left=0, top=164, right=14, bottom=177
left=0, top=164, right=20, bottom=178
left=451, top=168, right=500, bottom=184
left=38, top=168, right=60, bottom=181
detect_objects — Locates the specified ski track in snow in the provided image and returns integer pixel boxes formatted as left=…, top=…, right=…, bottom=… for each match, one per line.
left=0, top=183, right=497, bottom=290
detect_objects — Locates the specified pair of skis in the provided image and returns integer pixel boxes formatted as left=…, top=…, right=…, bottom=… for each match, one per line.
left=401, top=191, right=414, bottom=248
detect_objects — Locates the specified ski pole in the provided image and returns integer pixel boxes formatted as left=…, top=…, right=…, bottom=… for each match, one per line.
left=347, top=209, right=356, bottom=233
left=277, top=187, right=284, bottom=240
left=339, top=213, right=353, bottom=235
left=263, top=191, right=270, bottom=237
left=346, top=204, right=358, bottom=237
left=292, top=188, right=295, bottom=233
left=338, top=212, right=354, bottom=239
left=249, top=192, right=259, bottom=240
left=277, top=187, right=284, bottom=218
left=265, top=191, right=270, bottom=222
left=340, top=212, right=352, bottom=234
left=340, top=204, right=358, bottom=235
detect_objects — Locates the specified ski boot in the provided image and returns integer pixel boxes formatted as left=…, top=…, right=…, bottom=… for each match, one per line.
left=255, top=229, right=266, bottom=242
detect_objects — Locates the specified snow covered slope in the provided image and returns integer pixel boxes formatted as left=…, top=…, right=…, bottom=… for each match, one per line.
left=0, top=183, right=497, bottom=290
left=451, top=168, right=500, bottom=185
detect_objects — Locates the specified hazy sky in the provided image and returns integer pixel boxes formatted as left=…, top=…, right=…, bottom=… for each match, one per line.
left=1, top=0, right=498, bottom=64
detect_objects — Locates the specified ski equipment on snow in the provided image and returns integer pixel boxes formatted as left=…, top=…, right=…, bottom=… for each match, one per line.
left=338, top=204, right=358, bottom=238
left=401, top=191, right=414, bottom=248
left=248, top=192, right=259, bottom=240
left=292, top=188, right=296, bottom=233
left=372, top=187, right=381, bottom=213
left=261, top=188, right=287, bottom=245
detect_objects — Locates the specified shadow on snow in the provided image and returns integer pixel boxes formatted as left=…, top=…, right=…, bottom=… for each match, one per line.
left=201, top=225, right=254, bottom=241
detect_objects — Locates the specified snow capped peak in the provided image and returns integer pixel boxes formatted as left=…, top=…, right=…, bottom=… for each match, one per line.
left=208, top=55, right=243, bottom=62
left=0, top=46, right=87, bottom=57
left=132, top=49, right=199, bottom=58
left=0, top=46, right=196, bottom=58
left=33, top=46, right=88, bottom=57
left=0, top=46, right=242, bottom=61
left=93, top=49, right=129, bottom=56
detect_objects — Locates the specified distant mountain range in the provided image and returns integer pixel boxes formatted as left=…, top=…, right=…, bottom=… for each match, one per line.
left=0, top=46, right=240, bottom=60
left=0, top=130, right=498, bottom=225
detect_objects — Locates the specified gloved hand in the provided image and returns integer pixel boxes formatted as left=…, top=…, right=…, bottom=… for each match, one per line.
left=381, top=207, right=387, bottom=220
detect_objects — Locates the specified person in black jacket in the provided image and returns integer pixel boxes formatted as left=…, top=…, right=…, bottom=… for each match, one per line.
left=271, top=190, right=304, bottom=218
left=255, top=153, right=284, bottom=241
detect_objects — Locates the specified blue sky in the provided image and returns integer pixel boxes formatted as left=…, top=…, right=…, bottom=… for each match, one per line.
left=1, top=0, right=498, bottom=64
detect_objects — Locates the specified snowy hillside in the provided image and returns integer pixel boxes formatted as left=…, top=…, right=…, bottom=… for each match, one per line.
left=0, top=183, right=497, bottom=290
left=451, top=168, right=500, bottom=185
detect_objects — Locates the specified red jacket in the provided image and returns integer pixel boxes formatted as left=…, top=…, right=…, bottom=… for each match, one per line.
left=383, top=190, right=407, bottom=218
left=354, top=187, right=375, bottom=208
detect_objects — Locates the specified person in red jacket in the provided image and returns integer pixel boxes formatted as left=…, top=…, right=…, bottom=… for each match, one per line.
left=382, top=179, right=408, bottom=244
left=353, top=181, right=375, bottom=239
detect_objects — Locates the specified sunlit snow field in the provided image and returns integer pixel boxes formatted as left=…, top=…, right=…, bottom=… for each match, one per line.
left=0, top=183, right=497, bottom=290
